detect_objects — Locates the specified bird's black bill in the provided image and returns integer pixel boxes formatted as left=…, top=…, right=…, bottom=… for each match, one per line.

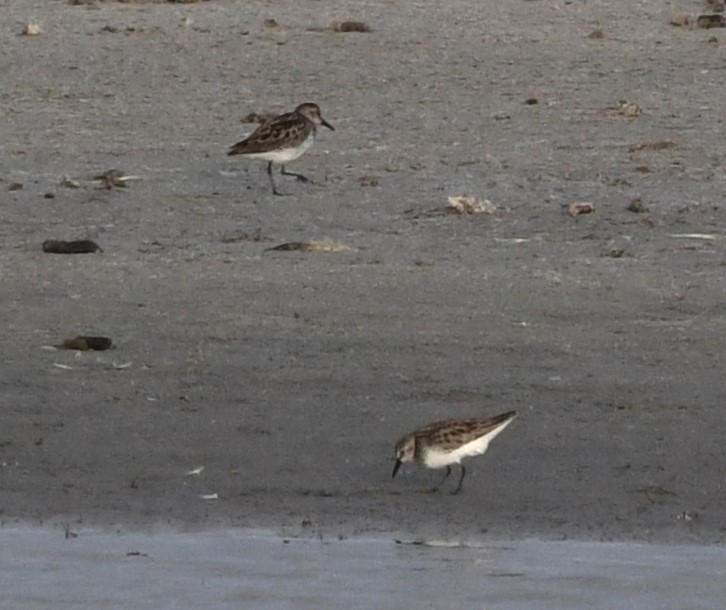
left=321, top=119, right=335, bottom=131
left=392, top=459, right=402, bottom=479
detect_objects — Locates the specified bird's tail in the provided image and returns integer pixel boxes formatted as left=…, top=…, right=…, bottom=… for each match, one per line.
left=227, top=142, right=245, bottom=156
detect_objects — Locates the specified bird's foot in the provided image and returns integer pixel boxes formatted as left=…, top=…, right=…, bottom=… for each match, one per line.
left=280, top=168, right=311, bottom=184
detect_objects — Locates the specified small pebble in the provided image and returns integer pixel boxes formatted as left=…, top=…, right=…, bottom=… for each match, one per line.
left=58, top=336, right=113, bottom=351
left=42, top=239, right=103, bottom=254
left=331, top=21, right=371, bottom=32
left=696, top=14, right=726, bottom=28
left=567, top=202, right=595, bottom=217
left=627, top=199, right=647, bottom=213
left=22, top=23, right=42, bottom=36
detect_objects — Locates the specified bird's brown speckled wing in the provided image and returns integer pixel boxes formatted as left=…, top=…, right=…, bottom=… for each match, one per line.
left=228, top=111, right=312, bottom=155
left=417, top=411, right=517, bottom=452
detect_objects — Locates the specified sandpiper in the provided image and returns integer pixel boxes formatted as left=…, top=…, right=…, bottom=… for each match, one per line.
left=228, top=102, right=334, bottom=196
left=392, top=410, right=517, bottom=495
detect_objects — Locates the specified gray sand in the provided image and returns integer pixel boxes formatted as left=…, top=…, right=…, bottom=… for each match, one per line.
left=1, top=0, right=725, bottom=545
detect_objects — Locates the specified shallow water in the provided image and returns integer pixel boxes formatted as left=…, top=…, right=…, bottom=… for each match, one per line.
left=1, top=527, right=725, bottom=609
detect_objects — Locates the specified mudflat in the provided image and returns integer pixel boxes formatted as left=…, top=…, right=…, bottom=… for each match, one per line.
left=1, top=0, right=725, bottom=543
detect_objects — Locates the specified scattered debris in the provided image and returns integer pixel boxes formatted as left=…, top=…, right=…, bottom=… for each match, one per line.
left=697, top=14, right=726, bottom=28
left=617, top=100, right=642, bottom=118
left=110, top=361, right=132, bottom=370
left=8, top=182, right=23, bottom=191
left=42, top=239, right=102, bottom=254
left=330, top=21, right=372, bottom=33
left=677, top=511, right=699, bottom=521
left=200, top=493, right=218, bottom=500
left=42, top=239, right=103, bottom=254
left=394, top=539, right=469, bottom=548
left=60, top=176, right=81, bottom=188
left=447, top=195, right=495, bottom=215
left=186, top=466, right=204, bottom=476
left=567, top=202, right=595, bottom=217
left=669, top=233, right=718, bottom=240
left=22, top=23, right=42, bottom=36
left=57, top=336, right=113, bottom=351
left=306, top=21, right=372, bottom=33
left=670, top=13, right=724, bottom=27
left=266, top=238, right=352, bottom=253
left=358, top=175, right=380, bottom=187
left=601, top=247, right=633, bottom=259
left=94, top=169, right=141, bottom=189
left=126, top=551, right=149, bottom=557
left=627, top=198, right=647, bottom=213
left=628, top=141, right=677, bottom=153
left=670, top=14, right=690, bottom=26
left=52, top=363, right=74, bottom=370
left=404, top=195, right=496, bottom=219
left=494, top=237, right=530, bottom=244
left=263, top=18, right=278, bottom=28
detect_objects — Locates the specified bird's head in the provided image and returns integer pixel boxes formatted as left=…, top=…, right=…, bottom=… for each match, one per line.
left=392, top=434, right=416, bottom=478
left=296, top=103, right=335, bottom=131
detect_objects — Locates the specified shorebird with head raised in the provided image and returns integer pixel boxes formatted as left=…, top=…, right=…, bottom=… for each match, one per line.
left=392, top=410, right=517, bottom=495
left=228, top=102, right=334, bottom=196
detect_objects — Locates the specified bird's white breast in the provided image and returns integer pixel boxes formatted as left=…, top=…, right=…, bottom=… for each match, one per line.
left=421, top=418, right=514, bottom=469
left=245, top=132, right=315, bottom=163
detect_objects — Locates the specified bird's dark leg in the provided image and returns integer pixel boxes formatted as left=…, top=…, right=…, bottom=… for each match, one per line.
left=268, top=162, right=286, bottom=196
left=451, top=465, right=466, bottom=495
left=280, top=165, right=311, bottom=184
left=430, top=466, right=452, bottom=493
